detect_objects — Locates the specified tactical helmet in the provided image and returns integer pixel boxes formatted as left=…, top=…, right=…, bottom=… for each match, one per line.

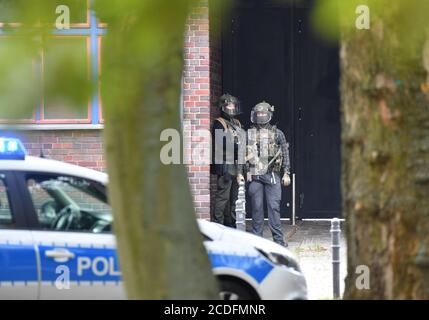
left=251, top=101, right=274, bottom=125
left=219, top=93, right=241, bottom=118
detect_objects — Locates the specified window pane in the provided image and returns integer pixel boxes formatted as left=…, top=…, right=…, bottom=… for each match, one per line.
left=43, top=37, right=89, bottom=120
left=0, top=37, right=37, bottom=121
left=0, top=174, right=14, bottom=229
left=27, top=174, right=112, bottom=233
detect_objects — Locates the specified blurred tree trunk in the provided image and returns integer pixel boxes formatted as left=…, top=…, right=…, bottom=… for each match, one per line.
left=342, top=4, right=429, bottom=299
left=100, top=0, right=218, bottom=299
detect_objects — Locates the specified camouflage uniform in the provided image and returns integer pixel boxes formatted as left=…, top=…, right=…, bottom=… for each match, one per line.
left=247, top=102, right=290, bottom=246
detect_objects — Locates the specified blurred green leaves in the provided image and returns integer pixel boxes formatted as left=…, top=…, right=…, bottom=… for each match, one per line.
left=94, top=0, right=196, bottom=117
left=94, top=0, right=194, bottom=65
left=311, top=0, right=429, bottom=80
left=42, top=37, right=92, bottom=120
left=0, top=36, right=39, bottom=119
left=312, top=0, right=429, bottom=42
left=0, top=0, right=92, bottom=121
left=2, top=0, right=428, bottom=122
left=0, top=0, right=88, bottom=25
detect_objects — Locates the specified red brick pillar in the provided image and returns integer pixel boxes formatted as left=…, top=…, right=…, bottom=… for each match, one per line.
left=183, top=1, right=212, bottom=219
left=208, top=0, right=223, bottom=217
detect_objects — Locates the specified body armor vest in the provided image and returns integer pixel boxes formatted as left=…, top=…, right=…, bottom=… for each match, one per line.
left=215, top=117, right=244, bottom=176
left=216, top=117, right=241, bottom=132
left=247, top=124, right=283, bottom=175
left=216, top=117, right=244, bottom=147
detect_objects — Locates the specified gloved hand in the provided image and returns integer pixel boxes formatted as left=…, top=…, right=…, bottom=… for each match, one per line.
left=281, top=173, right=291, bottom=187
left=236, top=174, right=245, bottom=184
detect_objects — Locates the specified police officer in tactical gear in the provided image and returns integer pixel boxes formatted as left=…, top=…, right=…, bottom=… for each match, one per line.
left=211, top=94, right=245, bottom=228
left=246, top=101, right=291, bottom=246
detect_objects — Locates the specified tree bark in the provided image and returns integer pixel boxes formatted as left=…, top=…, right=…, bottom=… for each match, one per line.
left=341, top=4, right=429, bottom=299
left=99, top=1, right=219, bottom=299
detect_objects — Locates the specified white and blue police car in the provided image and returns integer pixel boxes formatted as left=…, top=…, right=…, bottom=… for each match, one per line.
left=0, top=137, right=307, bottom=300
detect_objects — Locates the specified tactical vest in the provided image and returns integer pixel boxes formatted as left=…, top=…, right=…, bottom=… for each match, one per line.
left=247, top=124, right=283, bottom=175
left=216, top=117, right=244, bottom=146
left=215, top=117, right=243, bottom=176
left=216, top=117, right=242, bottom=131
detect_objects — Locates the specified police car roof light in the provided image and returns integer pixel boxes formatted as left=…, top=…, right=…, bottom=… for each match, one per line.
left=0, top=137, right=27, bottom=160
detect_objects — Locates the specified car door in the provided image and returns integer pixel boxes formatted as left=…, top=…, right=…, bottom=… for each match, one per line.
left=0, top=171, right=38, bottom=299
left=17, top=171, right=124, bottom=299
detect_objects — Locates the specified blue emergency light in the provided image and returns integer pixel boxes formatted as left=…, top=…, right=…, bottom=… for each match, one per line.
left=0, top=137, right=27, bottom=160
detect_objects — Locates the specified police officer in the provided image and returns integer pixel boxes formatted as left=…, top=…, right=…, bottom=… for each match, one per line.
left=246, top=101, right=291, bottom=246
left=211, top=94, right=245, bottom=228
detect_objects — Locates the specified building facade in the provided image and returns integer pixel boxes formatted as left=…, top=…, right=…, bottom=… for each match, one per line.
left=0, top=0, right=219, bottom=221
left=0, top=0, right=343, bottom=220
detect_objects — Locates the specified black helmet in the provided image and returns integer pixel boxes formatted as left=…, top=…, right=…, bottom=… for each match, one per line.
left=219, top=93, right=241, bottom=118
left=251, top=101, right=274, bottom=125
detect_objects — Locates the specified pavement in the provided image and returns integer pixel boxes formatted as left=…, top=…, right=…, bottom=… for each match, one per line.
left=246, top=220, right=347, bottom=300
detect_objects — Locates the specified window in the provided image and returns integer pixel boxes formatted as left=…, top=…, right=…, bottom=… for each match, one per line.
left=26, top=174, right=112, bottom=233
left=0, top=0, right=106, bottom=124
left=0, top=37, right=38, bottom=122
left=42, top=36, right=90, bottom=122
left=0, top=174, right=13, bottom=228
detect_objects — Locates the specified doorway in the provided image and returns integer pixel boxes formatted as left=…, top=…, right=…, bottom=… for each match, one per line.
left=221, top=0, right=341, bottom=219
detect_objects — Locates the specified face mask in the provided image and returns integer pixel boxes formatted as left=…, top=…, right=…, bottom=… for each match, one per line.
left=251, top=110, right=271, bottom=124
left=222, top=103, right=237, bottom=117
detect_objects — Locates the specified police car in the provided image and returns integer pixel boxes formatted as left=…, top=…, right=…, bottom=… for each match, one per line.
left=0, top=137, right=307, bottom=300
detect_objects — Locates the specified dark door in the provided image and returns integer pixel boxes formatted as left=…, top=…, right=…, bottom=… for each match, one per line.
left=294, top=6, right=341, bottom=218
left=222, top=0, right=341, bottom=219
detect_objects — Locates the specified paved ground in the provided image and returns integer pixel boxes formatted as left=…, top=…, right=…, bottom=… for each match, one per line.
left=246, top=220, right=347, bottom=300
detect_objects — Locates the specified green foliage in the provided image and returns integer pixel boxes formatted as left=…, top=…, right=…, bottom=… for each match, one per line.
left=0, top=0, right=88, bottom=25
left=312, top=0, right=429, bottom=42
left=0, top=0, right=91, bottom=119
left=94, top=0, right=196, bottom=117
left=0, top=36, right=40, bottom=119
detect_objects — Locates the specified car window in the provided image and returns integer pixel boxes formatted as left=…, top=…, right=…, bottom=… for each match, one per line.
left=26, top=174, right=112, bottom=233
left=0, top=173, right=14, bottom=229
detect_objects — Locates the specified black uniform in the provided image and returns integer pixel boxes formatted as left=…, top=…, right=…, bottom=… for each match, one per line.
left=211, top=117, right=244, bottom=227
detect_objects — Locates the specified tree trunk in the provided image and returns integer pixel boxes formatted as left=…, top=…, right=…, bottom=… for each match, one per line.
left=342, top=4, right=429, bottom=299
left=99, top=1, right=219, bottom=299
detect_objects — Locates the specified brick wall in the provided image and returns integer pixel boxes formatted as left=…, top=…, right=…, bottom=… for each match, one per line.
left=183, top=0, right=212, bottom=220
left=15, top=130, right=105, bottom=172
